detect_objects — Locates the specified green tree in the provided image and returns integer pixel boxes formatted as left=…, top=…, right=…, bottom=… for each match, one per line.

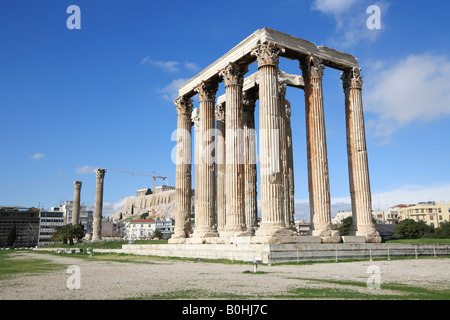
left=338, top=216, right=353, bottom=236
left=140, top=212, right=149, bottom=219
left=52, top=224, right=85, bottom=246
left=435, top=221, right=450, bottom=239
left=394, top=219, right=433, bottom=239
left=152, top=229, right=163, bottom=239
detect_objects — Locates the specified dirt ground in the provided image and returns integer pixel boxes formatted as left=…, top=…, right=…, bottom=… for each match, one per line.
left=0, top=251, right=449, bottom=300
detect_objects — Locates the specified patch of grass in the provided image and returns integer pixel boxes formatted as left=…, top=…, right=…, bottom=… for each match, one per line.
left=40, top=240, right=168, bottom=250
left=284, top=278, right=450, bottom=300
left=0, top=250, right=65, bottom=280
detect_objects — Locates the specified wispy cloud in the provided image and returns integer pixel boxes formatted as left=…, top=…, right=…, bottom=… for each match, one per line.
left=156, top=78, right=189, bottom=101
left=76, top=165, right=96, bottom=174
left=365, top=53, right=450, bottom=144
left=30, top=153, right=45, bottom=160
left=312, top=0, right=388, bottom=48
left=141, top=57, right=201, bottom=73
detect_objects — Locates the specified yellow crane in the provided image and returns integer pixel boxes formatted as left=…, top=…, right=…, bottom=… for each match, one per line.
left=108, top=169, right=167, bottom=220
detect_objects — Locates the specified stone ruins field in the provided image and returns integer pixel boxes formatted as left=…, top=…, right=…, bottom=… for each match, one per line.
left=0, top=251, right=449, bottom=300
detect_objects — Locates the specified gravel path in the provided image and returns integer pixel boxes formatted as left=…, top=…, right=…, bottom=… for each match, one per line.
left=0, top=252, right=449, bottom=300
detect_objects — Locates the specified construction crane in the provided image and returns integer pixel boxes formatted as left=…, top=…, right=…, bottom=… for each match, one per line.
left=108, top=169, right=167, bottom=220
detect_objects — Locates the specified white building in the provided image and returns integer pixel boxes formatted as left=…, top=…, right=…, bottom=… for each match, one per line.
left=59, top=200, right=94, bottom=235
left=127, top=219, right=156, bottom=240
left=38, top=207, right=65, bottom=245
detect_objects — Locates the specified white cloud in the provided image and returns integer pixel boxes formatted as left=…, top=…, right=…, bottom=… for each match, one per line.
left=365, top=53, right=450, bottom=142
left=141, top=57, right=201, bottom=74
left=372, top=184, right=450, bottom=209
left=312, top=0, right=388, bottom=48
left=156, top=78, right=189, bottom=101
left=76, top=165, right=96, bottom=174
left=30, top=153, right=45, bottom=160
left=312, top=0, right=359, bottom=15
left=141, top=56, right=180, bottom=73
left=184, top=61, right=201, bottom=72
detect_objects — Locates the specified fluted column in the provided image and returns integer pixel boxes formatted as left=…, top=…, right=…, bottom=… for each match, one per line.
left=192, top=107, right=200, bottom=227
left=278, top=83, right=290, bottom=229
left=251, top=43, right=290, bottom=239
left=170, top=96, right=193, bottom=242
left=285, top=100, right=296, bottom=230
left=300, top=55, right=340, bottom=243
left=220, top=62, right=248, bottom=236
left=342, top=67, right=381, bottom=243
left=215, top=103, right=226, bottom=233
left=72, top=181, right=82, bottom=226
left=92, top=168, right=106, bottom=241
left=192, top=80, right=219, bottom=238
left=243, top=88, right=258, bottom=233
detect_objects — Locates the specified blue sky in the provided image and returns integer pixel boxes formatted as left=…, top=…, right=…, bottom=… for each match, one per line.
left=1, top=0, right=449, bottom=219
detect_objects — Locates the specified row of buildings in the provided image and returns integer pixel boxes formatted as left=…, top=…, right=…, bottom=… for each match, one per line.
left=0, top=203, right=175, bottom=248
left=333, top=201, right=450, bottom=228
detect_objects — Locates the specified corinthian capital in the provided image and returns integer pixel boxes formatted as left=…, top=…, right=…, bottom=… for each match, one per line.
left=219, top=62, right=248, bottom=87
left=195, top=80, right=219, bottom=102
left=95, top=168, right=106, bottom=182
left=243, top=88, right=258, bottom=113
left=73, top=181, right=82, bottom=189
left=174, top=96, right=193, bottom=116
left=251, top=43, right=285, bottom=68
left=341, top=67, right=363, bottom=90
left=215, top=103, right=225, bottom=122
left=299, top=55, right=325, bottom=81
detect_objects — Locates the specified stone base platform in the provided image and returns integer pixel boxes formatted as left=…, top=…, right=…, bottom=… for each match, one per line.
left=122, top=242, right=450, bottom=264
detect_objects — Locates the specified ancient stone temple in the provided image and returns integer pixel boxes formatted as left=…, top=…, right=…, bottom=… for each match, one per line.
left=169, top=28, right=381, bottom=244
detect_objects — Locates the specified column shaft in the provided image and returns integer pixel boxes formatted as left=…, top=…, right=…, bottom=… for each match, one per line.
left=215, top=103, right=226, bottom=232
left=300, top=55, right=339, bottom=242
left=251, top=43, right=289, bottom=238
left=193, top=80, right=218, bottom=238
left=342, top=67, right=381, bottom=243
left=243, top=89, right=258, bottom=233
left=92, top=169, right=106, bottom=241
left=171, top=96, right=193, bottom=241
left=220, top=62, right=248, bottom=236
left=72, top=181, right=82, bottom=226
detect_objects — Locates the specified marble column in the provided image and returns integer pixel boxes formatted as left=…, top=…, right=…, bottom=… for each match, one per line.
left=192, top=80, right=219, bottom=238
left=342, top=67, right=381, bottom=243
left=72, top=181, right=82, bottom=226
left=220, top=62, right=248, bottom=236
left=92, top=168, right=106, bottom=241
left=192, top=107, right=200, bottom=228
left=215, top=103, right=226, bottom=233
left=251, top=43, right=290, bottom=240
left=243, top=88, right=258, bottom=233
left=285, top=100, right=296, bottom=230
left=278, top=83, right=290, bottom=229
left=170, top=96, right=193, bottom=242
left=300, top=55, right=340, bottom=243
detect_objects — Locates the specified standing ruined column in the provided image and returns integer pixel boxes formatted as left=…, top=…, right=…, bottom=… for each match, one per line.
left=92, top=168, right=106, bottom=241
left=300, top=55, right=340, bottom=243
left=192, top=80, right=219, bottom=238
left=342, top=67, right=381, bottom=243
left=278, top=83, right=290, bottom=229
left=243, top=88, right=258, bottom=233
left=220, top=62, right=248, bottom=236
left=285, top=100, right=296, bottom=230
left=72, top=181, right=82, bottom=226
left=192, top=107, right=200, bottom=228
left=170, top=96, right=193, bottom=242
left=215, top=103, right=226, bottom=233
left=251, top=43, right=291, bottom=241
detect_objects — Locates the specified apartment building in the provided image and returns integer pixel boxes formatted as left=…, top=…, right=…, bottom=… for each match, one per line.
left=398, top=201, right=450, bottom=227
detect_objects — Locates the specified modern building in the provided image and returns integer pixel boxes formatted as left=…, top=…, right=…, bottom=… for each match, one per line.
left=0, top=206, right=40, bottom=247
left=126, top=218, right=175, bottom=240
left=38, top=207, right=65, bottom=245
left=398, top=201, right=450, bottom=227
left=155, top=218, right=175, bottom=239
left=101, top=217, right=124, bottom=238
left=59, top=200, right=94, bottom=235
